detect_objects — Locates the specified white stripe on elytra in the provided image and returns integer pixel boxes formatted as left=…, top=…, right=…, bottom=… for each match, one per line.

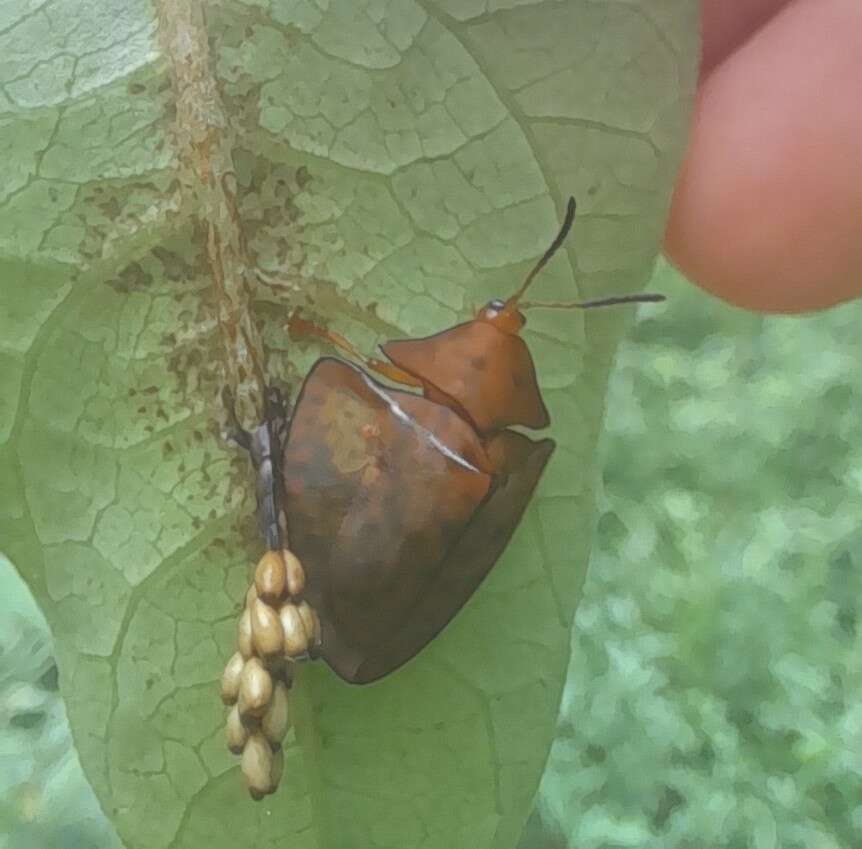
left=354, top=366, right=482, bottom=475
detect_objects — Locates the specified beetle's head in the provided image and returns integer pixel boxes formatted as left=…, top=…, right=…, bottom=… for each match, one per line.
left=475, top=297, right=526, bottom=335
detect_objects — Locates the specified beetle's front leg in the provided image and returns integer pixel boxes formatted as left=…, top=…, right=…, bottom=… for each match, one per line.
left=255, top=455, right=282, bottom=551
left=222, top=386, right=253, bottom=451
left=223, top=385, right=285, bottom=549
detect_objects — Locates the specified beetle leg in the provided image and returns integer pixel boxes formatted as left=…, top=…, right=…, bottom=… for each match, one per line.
left=262, top=386, right=289, bottom=551
left=263, top=384, right=289, bottom=428
left=222, top=386, right=253, bottom=451
left=288, top=311, right=423, bottom=390
left=266, top=389, right=290, bottom=456
left=256, top=456, right=282, bottom=551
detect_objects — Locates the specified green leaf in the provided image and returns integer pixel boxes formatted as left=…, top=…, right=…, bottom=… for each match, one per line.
left=0, top=2, right=698, bottom=848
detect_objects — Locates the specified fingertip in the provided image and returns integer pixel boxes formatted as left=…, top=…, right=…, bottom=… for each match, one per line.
left=700, top=0, right=791, bottom=74
left=666, top=0, right=862, bottom=314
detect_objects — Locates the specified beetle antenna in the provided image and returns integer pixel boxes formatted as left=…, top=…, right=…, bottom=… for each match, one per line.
left=521, top=293, right=666, bottom=310
left=508, top=196, right=577, bottom=306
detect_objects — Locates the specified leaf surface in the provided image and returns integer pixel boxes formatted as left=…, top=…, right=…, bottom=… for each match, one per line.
left=0, top=2, right=698, bottom=847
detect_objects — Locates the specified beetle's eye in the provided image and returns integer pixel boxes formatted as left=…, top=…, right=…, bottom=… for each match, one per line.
left=476, top=297, right=510, bottom=323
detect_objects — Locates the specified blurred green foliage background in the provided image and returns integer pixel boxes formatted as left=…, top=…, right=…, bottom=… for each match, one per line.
left=0, top=560, right=121, bottom=849
left=3, top=261, right=861, bottom=848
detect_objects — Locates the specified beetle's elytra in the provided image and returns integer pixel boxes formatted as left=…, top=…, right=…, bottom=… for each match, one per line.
left=273, top=197, right=665, bottom=684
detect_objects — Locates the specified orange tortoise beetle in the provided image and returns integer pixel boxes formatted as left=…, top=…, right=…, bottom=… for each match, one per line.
left=221, top=197, right=664, bottom=798
left=273, top=197, right=664, bottom=684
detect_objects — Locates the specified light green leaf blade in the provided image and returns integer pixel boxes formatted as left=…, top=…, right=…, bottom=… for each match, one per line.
left=0, top=2, right=699, bottom=848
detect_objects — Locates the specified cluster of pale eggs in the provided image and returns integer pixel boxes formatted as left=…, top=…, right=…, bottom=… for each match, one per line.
left=219, top=549, right=321, bottom=799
